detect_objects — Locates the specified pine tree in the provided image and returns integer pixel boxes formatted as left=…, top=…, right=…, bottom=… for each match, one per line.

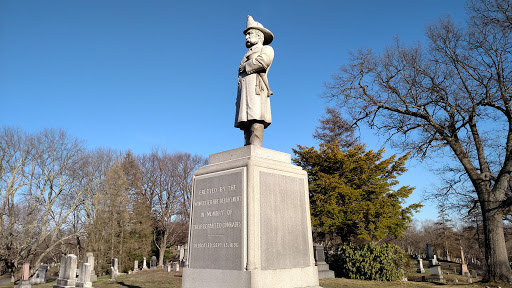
left=293, top=142, right=421, bottom=243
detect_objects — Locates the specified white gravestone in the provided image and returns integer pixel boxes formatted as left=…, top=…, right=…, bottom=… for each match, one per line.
left=109, top=258, right=119, bottom=280
left=179, top=245, right=187, bottom=267
left=76, top=263, right=93, bottom=288
left=142, top=257, right=148, bottom=270
left=84, top=253, right=97, bottom=282
left=53, top=254, right=77, bottom=288
left=416, top=258, right=425, bottom=273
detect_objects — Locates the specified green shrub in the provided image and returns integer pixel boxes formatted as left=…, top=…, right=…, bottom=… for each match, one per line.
left=326, top=243, right=409, bottom=281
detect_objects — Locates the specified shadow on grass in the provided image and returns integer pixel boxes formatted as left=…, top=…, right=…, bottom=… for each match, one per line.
left=117, top=282, right=143, bottom=288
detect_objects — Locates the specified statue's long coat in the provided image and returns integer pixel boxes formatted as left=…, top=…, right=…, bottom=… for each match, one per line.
left=235, top=44, right=274, bottom=129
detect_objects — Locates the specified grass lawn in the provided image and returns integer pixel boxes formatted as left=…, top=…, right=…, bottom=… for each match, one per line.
left=1, top=262, right=512, bottom=288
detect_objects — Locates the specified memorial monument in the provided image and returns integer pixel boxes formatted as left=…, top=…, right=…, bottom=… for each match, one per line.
left=182, top=16, right=321, bottom=288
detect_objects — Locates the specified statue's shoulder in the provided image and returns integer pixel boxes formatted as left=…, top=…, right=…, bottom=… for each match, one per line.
left=261, top=45, right=274, bottom=57
left=261, top=45, right=274, bottom=52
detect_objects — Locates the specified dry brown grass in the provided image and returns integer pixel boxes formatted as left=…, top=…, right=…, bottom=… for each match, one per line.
left=0, top=264, right=511, bottom=288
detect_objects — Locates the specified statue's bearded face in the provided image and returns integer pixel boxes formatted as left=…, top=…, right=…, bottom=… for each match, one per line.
left=245, top=29, right=263, bottom=48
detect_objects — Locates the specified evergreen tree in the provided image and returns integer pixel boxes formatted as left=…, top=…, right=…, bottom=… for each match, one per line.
left=293, top=142, right=421, bottom=243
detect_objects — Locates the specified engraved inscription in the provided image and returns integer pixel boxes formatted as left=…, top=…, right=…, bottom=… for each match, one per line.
left=193, top=221, right=242, bottom=229
left=189, top=170, right=244, bottom=270
left=193, top=196, right=242, bottom=207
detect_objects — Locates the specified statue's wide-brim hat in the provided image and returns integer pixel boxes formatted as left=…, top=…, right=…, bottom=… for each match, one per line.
left=243, top=15, right=273, bottom=45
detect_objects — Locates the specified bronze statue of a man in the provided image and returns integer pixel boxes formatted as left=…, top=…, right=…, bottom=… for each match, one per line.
left=235, top=15, right=274, bottom=147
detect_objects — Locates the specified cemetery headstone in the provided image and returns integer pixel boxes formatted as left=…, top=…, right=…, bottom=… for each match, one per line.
left=150, top=256, right=157, bottom=269
left=429, top=255, right=439, bottom=267
left=17, top=262, right=31, bottom=288
left=84, top=253, right=97, bottom=282
left=53, top=254, right=77, bottom=288
left=75, top=263, right=93, bottom=288
left=428, top=265, right=445, bottom=283
left=142, top=257, right=148, bottom=270
left=173, top=262, right=179, bottom=272
left=179, top=245, right=184, bottom=262
left=460, top=247, right=470, bottom=276
left=30, top=265, right=48, bottom=284
left=133, top=260, right=138, bottom=272
left=164, top=261, right=171, bottom=272
left=313, top=244, right=334, bottom=279
left=179, top=245, right=188, bottom=267
left=109, top=258, right=119, bottom=280
left=416, top=258, right=425, bottom=273
left=109, top=267, right=115, bottom=281
left=426, top=244, right=434, bottom=260
left=467, top=276, right=473, bottom=283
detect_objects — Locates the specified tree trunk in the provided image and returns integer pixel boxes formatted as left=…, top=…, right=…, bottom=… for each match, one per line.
left=481, top=196, right=512, bottom=282
left=158, top=232, right=167, bottom=268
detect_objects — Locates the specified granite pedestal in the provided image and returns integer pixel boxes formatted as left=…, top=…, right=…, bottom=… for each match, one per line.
left=182, top=146, right=321, bottom=288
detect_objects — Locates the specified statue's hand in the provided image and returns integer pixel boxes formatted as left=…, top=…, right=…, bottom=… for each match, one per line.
left=238, top=64, right=245, bottom=74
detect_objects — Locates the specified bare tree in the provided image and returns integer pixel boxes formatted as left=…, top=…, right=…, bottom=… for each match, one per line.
left=0, top=128, right=88, bottom=278
left=139, top=149, right=205, bottom=267
left=0, top=127, right=38, bottom=278
left=325, top=0, right=512, bottom=281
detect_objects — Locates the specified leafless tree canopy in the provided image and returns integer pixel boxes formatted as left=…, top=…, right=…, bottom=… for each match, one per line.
left=0, top=127, right=206, bottom=278
left=139, top=148, right=206, bottom=267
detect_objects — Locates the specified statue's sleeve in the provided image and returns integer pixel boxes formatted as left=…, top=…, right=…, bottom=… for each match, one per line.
left=245, top=46, right=274, bottom=74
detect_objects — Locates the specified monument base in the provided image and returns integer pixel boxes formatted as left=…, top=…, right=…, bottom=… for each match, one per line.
left=182, top=146, right=321, bottom=288
left=183, top=267, right=321, bottom=288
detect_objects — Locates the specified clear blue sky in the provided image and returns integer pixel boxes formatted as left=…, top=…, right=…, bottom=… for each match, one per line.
left=0, top=0, right=468, bottom=221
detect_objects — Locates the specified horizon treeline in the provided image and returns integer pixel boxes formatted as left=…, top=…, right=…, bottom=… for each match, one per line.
left=0, top=126, right=207, bottom=276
